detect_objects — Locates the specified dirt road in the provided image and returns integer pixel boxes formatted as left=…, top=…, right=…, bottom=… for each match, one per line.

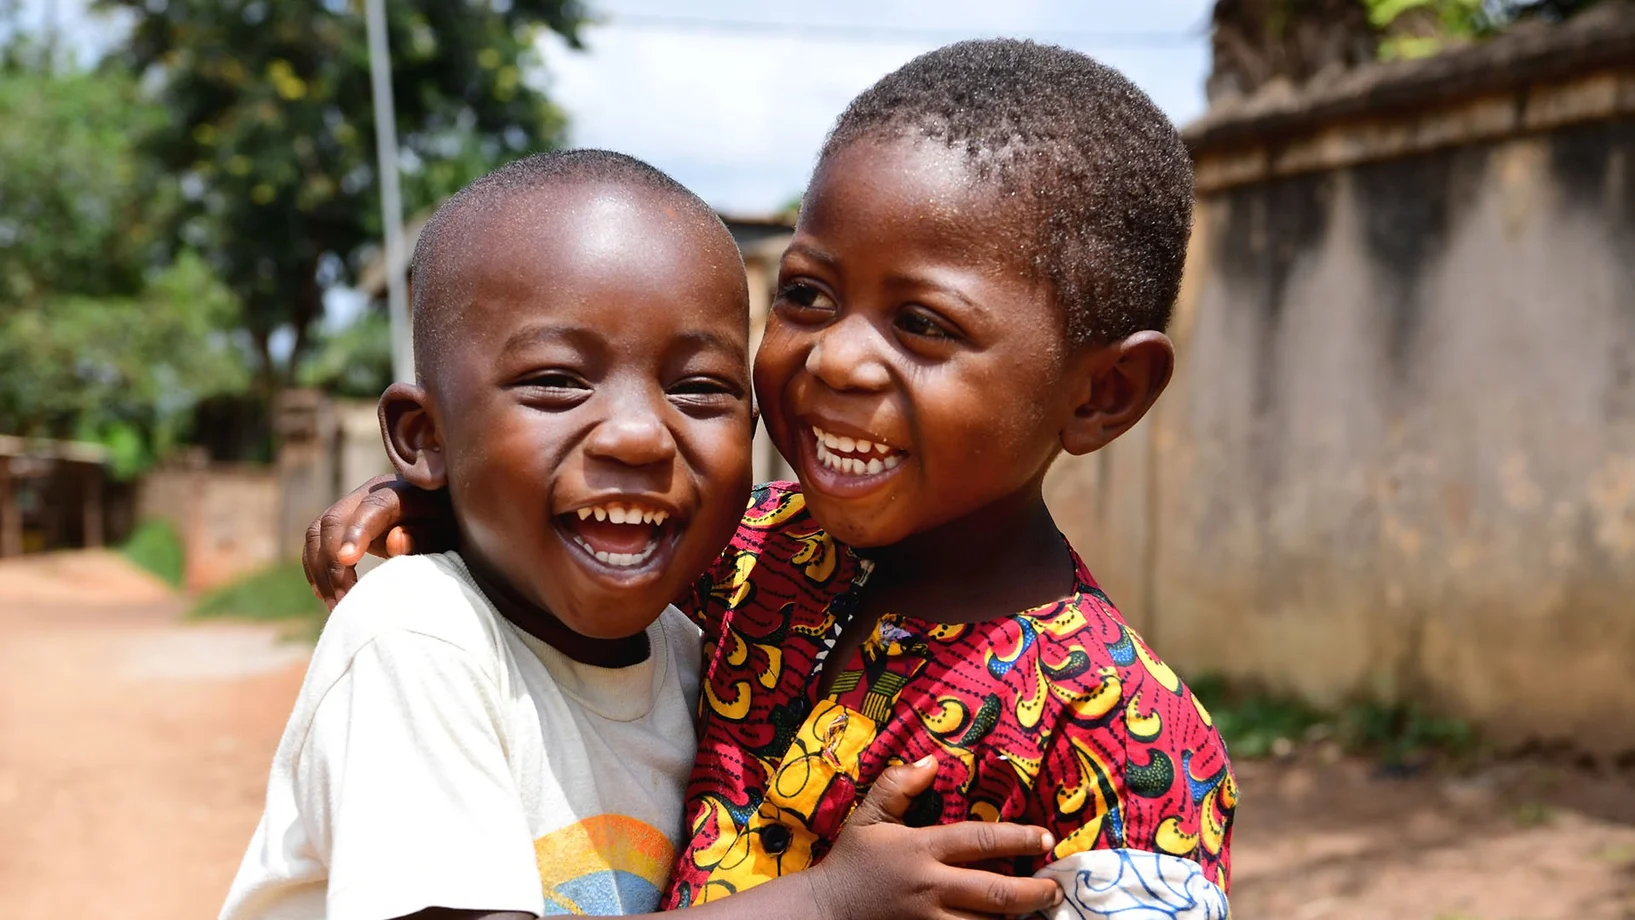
left=1, top=551, right=1632, bottom=919
left=1230, top=750, right=1635, bottom=918
left=0, top=552, right=308, bottom=918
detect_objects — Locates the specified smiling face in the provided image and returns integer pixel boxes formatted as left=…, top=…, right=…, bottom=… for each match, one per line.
left=405, top=181, right=752, bottom=643
left=754, top=137, right=1082, bottom=549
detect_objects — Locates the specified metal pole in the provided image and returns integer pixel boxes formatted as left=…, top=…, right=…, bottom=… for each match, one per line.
left=365, top=0, right=413, bottom=383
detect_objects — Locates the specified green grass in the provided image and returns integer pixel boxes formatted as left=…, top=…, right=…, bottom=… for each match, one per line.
left=1190, top=675, right=1327, bottom=759
left=1190, top=674, right=1479, bottom=763
left=1508, top=801, right=1557, bottom=829
left=190, top=559, right=326, bottom=640
left=1340, top=698, right=1477, bottom=764
left=1594, top=842, right=1635, bottom=864
left=120, top=519, right=185, bottom=588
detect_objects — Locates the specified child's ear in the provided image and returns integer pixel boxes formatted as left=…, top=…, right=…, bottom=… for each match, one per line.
left=1060, top=331, right=1175, bottom=456
left=378, top=382, right=448, bottom=489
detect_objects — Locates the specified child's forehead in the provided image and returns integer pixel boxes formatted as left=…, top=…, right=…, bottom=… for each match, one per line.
left=447, top=184, right=736, bottom=288
left=462, top=191, right=742, bottom=310
left=467, top=182, right=687, bottom=246
left=803, top=138, right=1040, bottom=278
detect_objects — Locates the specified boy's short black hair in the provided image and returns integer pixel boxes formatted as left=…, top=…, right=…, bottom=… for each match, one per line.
left=409, top=149, right=726, bottom=381
left=821, top=39, right=1193, bottom=345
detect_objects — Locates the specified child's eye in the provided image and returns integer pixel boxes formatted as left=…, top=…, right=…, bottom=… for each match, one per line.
left=668, top=377, right=741, bottom=413
left=670, top=377, right=733, bottom=397
left=895, top=310, right=954, bottom=340
left=774, top=281, right=837, bottom=316
left=523, top=372, right=589, bottom=390
left=517, top=373, right=591, bottom=408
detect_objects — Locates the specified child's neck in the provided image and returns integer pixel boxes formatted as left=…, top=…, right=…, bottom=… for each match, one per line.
left=816, top=486, right=1073, bottom=699
left=459, top=548, right=650, bottom=668
left=857, top=486, right=1075, bottom=626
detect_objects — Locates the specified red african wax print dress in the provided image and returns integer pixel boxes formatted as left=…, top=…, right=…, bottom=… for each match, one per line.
left=660, top=482, right=1236, bottom=909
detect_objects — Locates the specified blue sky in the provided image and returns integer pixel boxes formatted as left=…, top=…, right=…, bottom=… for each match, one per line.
left=42, top=0, right=1213, bottom=215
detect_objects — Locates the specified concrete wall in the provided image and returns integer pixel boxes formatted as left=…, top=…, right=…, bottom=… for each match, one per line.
left=1045, top=12, right=1635, bottom=752
left=136, top=394, right=393, bottom=590
left=273, top=391, right=394, bottom=559
left=140, top=462, right=281, bottom=591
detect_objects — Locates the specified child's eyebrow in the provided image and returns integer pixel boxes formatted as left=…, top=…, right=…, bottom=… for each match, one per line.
left=498, top=322, right=743, bottom=364
left=782, top=241, right=838, bottom=270
left=667, top=329, right=743, bottom=356
left=882, top=272, right=986, bottom=315
left=499, top=322, right=597, bottom=357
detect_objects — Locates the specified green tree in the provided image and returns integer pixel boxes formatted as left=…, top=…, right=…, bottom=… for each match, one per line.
left=0, top=253, right=250, bottom=477
left=0, top=56, right=248, bottom=476
left=0, top=52, right=165, bottom=309
left=1366, top=0, right=1607, bottom=58
left=95, top=0, right=587, bottom=392
left=1207, top=0, right=1610, bottom=101
left=298, top=307, right=394, bottom=399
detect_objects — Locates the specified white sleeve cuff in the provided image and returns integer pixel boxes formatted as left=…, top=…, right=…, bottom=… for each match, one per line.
left=1032, top=849, right=1229, bottom=919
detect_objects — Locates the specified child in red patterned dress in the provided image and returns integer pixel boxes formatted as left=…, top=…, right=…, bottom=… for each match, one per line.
left=308, top=39, right=1235, bottom=919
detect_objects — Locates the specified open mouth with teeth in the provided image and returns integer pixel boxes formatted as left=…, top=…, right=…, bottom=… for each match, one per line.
left=812, top=425, right=906, bottom=476
left=559, top=501, right=673, bottom=570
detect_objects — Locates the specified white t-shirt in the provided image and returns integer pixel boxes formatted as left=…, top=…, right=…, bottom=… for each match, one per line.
left=221, top=552, right=702, bottom=920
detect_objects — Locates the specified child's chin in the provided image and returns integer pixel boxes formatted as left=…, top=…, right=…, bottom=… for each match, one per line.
left=800, top=493, right=908, bottom=548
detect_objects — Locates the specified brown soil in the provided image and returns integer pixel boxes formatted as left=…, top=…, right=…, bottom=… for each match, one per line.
left=1, top=551, right=1632, bottom=919
left=0, top=552, right=307, bottom=919
left=1230, top=750, right=1635, bottom=919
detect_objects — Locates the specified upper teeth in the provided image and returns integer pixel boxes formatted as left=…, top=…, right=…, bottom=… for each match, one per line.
left=573, top=503, right=669, bottom=526
left=812, top=426, right=903, bottom=476
left=813, top=426, right=894, bottom=455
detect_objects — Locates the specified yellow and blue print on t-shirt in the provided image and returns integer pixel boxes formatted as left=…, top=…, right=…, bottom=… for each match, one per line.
left=533, top=814, right=676, bottom=915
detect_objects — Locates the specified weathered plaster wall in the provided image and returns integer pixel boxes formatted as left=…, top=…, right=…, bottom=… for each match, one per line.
left=1046, top=28, right=1635, bottom=751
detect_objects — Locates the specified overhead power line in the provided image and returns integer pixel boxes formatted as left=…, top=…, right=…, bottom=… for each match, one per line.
left=596, top=13, right=1204, bottom=48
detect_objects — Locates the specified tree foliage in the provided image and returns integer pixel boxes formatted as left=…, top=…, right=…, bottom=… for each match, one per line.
left=0, top=253, right=250, bottom=477
left=0, top=52, right=165, bottom=308
left=94, top=0, right=586, bottom=390
left=0, top=57, right=248, bottom=476
left=1208, top=0, right=1610, bottom=100
left=298, top=306, right=394, bottom=399
left=1366, top=0, right=1609, bottom=58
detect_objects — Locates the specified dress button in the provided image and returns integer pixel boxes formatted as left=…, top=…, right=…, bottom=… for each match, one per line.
left=760, top=823, right=793, bottom=855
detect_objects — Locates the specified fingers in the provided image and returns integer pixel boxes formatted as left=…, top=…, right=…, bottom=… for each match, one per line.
left=302, top=517, right=334, bottom=609
left=939, top=867, right=1063, bottom=917
left=848, top=756, right=938, bottom=828
left=314, top=506, right=361, bottom=605
left=926, top=821, right=1056, bottom=866
left=383, top=526, right=415, bottom=558
left=297, top=475, right=392, bottom=608
left=342, top=477, right=409, bottom=563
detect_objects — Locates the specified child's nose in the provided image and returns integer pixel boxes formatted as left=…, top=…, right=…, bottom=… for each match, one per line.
left=583, top=410, right=677, bottom=468
left=805, top=316, right=890, bottom=392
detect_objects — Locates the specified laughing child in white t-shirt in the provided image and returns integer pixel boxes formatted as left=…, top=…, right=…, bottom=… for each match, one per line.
left=221, top=150, right=1063, bottom=920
